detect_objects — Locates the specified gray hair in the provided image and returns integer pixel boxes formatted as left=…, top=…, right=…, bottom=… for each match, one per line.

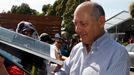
left=92, top=2, right=105, bottom=21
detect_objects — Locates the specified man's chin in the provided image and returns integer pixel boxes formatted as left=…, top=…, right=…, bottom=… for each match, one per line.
left=81, top=41, right=88, bottom=45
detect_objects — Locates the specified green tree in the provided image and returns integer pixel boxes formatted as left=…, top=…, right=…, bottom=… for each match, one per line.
left=46, top=0, right=79, bottom=38
left=129, top=2, right=134, bottom=18
left=55, top=0, right=68, bottom=16
left=47, top=0, right=67, bottom=16
left=8, top=3, right=39, bottom=15
left=11, top=5, right=18, bottom=14
left=42, top=4, right=50, bottom=15
left=31, top=9, right=40, bottom=15
left=63, top=0, right=79, bottom=36
left=47, top=4, right=56, bottom=16
left=47, top=0, right=59, bottom=16
left=16, top=3, right=32, bottom=15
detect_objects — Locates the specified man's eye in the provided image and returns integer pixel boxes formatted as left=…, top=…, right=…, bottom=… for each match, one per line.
left=80, top=23, right=86, bottom=26
left=82, top=23, right=85, bottom=25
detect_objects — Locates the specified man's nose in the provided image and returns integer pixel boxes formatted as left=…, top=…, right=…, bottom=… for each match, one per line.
left=75, top=24, right=81, bottom=34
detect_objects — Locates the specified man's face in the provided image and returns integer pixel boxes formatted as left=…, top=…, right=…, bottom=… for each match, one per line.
left=55, top=39, right=63, bottom=49
left=22, top=30, right=33, bottom=37
left=73, top=6, right=101, bottom=45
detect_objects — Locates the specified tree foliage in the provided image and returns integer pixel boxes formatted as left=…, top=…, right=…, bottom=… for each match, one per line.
left=47, top=0, right=79, bottom=38
left=63, top=0, right=79, bottom=35
left=8, top=3, right=39, bottom=15
left=47, top=0, right=59, bottom=16
left=47, top=0, right=68, bottom=16
left=55, top=0, right=68, bottom=16
left=47, top=4, right=56, bottom=16
left=129, top=1, right=134, bottom=18
left=42, top=4, right=50, bottom=15
left=4, top=0, right=80, bottom=38
left=11, top=5, right=18, bottom=14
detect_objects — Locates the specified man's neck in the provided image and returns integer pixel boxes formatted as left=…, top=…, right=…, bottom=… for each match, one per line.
left=85, top=44, right=91, bottom=53
left=85, top=31, right=105, bottom=53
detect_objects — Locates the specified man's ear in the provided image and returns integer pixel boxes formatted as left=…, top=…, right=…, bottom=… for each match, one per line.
left=98, top=16, right=105, bottom=28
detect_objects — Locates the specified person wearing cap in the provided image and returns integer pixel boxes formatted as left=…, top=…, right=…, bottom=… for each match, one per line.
left=53, top=33, right=68, bottom=61
left=15, top=21, right=46, bottom=75
left=40, top=33, right=54, bottom=44
left=16, top=21, right=39, bottom=39
left=47, top=33, right=68, bottom=75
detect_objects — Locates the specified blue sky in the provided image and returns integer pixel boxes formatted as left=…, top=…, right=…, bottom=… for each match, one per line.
left=93, top=0, right=133, bottom=19
left=0, top=0, right=55, bottom=13
left=0, top=0, right=133, bottom=19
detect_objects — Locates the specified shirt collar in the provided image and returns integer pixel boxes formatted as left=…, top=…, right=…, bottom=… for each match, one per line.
left=90, top=32, right=109, bottom=51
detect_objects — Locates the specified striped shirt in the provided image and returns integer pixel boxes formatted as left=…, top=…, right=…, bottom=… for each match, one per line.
left=56, top=32, right=130, bottom=75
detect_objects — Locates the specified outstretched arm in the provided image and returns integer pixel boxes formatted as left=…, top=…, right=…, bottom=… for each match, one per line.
left=0, top=57, right=9, bottom=75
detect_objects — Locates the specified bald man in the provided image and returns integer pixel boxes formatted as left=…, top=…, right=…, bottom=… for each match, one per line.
left=54, top=1, right=130, bottom=75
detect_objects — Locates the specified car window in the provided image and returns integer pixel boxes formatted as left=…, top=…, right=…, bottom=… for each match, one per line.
left=131, top=46, right=134, bottom=52
left=126, top=45, right=132, bottom=52
left=126, top=44, right=134, bottom=52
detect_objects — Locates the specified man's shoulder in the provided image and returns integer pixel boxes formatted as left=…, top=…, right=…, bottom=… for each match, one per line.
left=105, top=39, right=128, bottom=56
left=69, top=42, right=83, bottom=58
left=72, top=42, right=83, bottom=51
left=109, top=39, right=126, bottom=50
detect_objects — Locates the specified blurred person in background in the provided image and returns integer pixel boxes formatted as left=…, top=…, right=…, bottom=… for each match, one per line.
left=40, top=33, right=54, bottom=44
left=16, top=21, right=46, bottom=75
left=69, top=34, right=80, bottom=51
left=60, top=31, right=70, bottom=57
left=47, top=33, right=67, bottom=75
left=52, top=37, right=67, bottom=61
left=16, top=21, right=39, bottom=40
left=39, top=32, right=55, bottom=75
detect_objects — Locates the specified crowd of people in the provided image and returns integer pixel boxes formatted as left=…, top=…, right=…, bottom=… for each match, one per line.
left=0, top=1, right=132, bottom=75
left=0, top=20, right=80, bottom=75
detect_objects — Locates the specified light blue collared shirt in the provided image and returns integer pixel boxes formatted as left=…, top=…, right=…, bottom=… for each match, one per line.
left=56, top=32, right=130, bottom=75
